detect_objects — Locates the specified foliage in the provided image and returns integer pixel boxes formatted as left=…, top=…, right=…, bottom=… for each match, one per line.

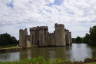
left=87, top=63, right=96, bottom=64
left=83, top=33, right=90, bottom=43
left=72, top=36, right=83, bottom=43
left=0, top=57, right=67, bottom=64
left=75, top=36, right=83, bottom=43
left=89, top=26, right=96, bottom=45
left=73, top=25, right=96, bottom=45
left=0, top=57, right=96, bottom=64
left=0, top=33, right=18, bottom=46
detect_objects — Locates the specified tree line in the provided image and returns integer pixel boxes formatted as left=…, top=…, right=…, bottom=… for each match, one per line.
left=72, top=25, right=96, bottom=45
left=0, top=33, right=18, bottom=46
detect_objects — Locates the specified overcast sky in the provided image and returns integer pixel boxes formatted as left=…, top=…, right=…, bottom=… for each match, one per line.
left=0, top=0, right=96, bottom=39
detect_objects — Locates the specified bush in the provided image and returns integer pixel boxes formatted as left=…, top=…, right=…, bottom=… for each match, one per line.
left=0, top=33, right=18, bottom=46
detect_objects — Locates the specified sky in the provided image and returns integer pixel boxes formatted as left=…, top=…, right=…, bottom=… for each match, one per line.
left=0, top=0, right=96, bottom=39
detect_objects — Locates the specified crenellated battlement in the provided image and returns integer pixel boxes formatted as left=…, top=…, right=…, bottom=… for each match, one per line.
left=55, top=23, right=64, bottom=28
left=30, top=26, right=48, bottom=31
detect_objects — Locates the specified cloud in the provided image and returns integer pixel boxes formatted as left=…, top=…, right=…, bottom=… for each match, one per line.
left=48, top=0, right=64, bottom=6
left=0, top=0, right=96, bottom=39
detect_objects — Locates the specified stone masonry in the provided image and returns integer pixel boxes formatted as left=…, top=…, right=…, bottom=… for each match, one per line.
left=19, top=23, right=72, bottom=48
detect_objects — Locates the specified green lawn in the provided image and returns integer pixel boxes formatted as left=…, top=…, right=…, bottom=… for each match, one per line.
left=0, top=45, right=20, bottom=50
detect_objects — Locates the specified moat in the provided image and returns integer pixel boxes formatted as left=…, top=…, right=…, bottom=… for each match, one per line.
left=0, top=43, right=96, bottom=62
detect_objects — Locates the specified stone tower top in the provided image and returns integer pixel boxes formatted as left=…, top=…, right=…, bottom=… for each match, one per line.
left=39, top=26, right=48, bottom=30
left=19, top=28, right=28, bottom=36
left=30, top=26, right=48, bottom=31
left=55, top=23, right=64, bottom=28
left=55, top=23, right=65, bottom=30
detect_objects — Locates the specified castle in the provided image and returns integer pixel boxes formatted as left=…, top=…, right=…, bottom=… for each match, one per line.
left=19, top=23, right=72, bottom=48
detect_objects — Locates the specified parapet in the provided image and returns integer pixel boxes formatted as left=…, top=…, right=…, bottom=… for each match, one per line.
left=65, top=29, right=69, bottom=32
left=30, top=27, right=37, bottom=31
left=30, top=26, right=48, bottom=31
left=39, top=26, right=48, bottom=30
left=20, top=28, right=27, bottom=31
left=55, top=23, right=64, bottom=28
left=19, top=29, right=24, bottom=32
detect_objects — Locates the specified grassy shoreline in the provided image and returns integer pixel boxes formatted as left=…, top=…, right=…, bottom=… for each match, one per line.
left=0, top=46, right=21, bottom=52
left=0, top=57, right=96, bottom=64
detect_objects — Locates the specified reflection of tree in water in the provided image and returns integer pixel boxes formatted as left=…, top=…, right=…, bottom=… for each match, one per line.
left=0, top=53, right=10, bottom=60
left=91, top=47, right=96, bottom=58
left=0, top=52, right=19, bottom=61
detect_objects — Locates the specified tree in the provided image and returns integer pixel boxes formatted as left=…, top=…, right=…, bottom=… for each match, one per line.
left=0, top=33, right=18, bottom=46
left=75, top=36, right=83, bottom=43
left=89, top=26, right=96, bottom=45
left=72, top=25, right=96, bottom=45
left=83, top=33, right=90, bottom=43
left=72, top=38, right=76, bottom=43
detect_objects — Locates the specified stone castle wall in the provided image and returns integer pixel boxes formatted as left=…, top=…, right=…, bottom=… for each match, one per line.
left=30, top=26, right=48, bottom=46
left=19, top=23, right=72, bottom=48
left=48, top=33, right=55, bottom=46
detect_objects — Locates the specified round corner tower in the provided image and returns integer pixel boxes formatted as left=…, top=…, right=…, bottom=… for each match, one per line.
left=55, top=23, right=66, bottom=46
left=19, top=29, right=27, bottom=48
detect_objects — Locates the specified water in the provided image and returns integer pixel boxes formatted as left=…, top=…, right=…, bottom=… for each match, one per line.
left=0, top=43, right=96, bottom=62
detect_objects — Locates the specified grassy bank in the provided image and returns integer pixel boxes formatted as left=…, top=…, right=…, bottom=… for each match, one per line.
left=0, top=57, right=96, bottom=64
left=0, top=45, right=21, bottom=51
